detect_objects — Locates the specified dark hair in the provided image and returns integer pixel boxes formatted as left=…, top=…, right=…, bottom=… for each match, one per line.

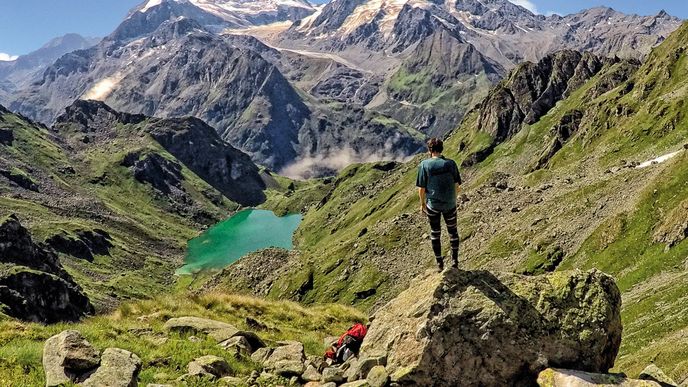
left=427, top=138, right=444, bottom=154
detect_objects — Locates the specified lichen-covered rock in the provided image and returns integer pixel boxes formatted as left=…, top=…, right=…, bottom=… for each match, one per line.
left=219, top=336, right=253, bottom=357
left=322, top=367, right=345, bottom=383
left=43, top=330, right=100, bottom=387
left=302, top=364, right=322, bottom=382
left=366, top=366, right=389, bottom=387
left=81, top=348, right=142, bottom=387
left=537, top=368, right=661, bottom=386
left=343, top=355, right=387, bottom=382
left=360, top=269, right=622, bottom=386
left=264, top=341, right=306, bottom=377
left=187, top=355, right=232, bottom=378
left=251, top=347, right=273, bottom=364
left=639, top=365, right=678, bottom=387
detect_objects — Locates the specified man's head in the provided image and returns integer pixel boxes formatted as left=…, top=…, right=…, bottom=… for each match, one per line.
left=427, top=138, right=444, bottom=155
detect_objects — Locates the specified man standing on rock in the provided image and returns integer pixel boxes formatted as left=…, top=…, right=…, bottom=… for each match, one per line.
left=416, top=138, right=462, bottom=272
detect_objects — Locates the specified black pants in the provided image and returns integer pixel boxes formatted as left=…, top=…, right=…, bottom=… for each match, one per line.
left=426, top=206, right=459, bottom=262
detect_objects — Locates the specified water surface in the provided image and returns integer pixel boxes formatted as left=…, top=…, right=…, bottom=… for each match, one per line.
left=176, top=209, right=302, bottom=275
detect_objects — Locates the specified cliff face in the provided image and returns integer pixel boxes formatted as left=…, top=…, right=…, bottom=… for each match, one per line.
left=0, top=215, right=94, bottom=323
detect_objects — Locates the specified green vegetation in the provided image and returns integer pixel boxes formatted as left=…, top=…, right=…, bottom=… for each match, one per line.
left=0, top=291, right=366, bottom=385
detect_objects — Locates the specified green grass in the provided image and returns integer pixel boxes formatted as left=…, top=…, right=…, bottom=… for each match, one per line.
left=0, top=291, right=366, bottom=385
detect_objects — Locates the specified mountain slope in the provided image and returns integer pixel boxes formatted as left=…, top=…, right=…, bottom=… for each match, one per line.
left=0, top=100, right=269, bottom=312
left=211, top=22, right=688, bottom=380
left=267, top=1, right=681, bottom=137
left=10, top=18, right=424, bottom=172
left=0, top=34, right=99, bottom=106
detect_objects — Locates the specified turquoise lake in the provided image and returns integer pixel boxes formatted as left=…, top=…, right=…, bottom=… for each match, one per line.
left=176, top=209, right=302, bottom=275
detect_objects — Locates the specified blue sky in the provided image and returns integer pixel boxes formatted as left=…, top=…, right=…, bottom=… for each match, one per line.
left=0, top=0, right=686, bottom=59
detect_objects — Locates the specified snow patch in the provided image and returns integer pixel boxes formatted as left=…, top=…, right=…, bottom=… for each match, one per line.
left=338, top=0, right=427, bottom=38
left=636, top=150, right=684, bottom=169
left=0, top=53, right=18, bottom=62
left=141, top=0, right=163, bottom=12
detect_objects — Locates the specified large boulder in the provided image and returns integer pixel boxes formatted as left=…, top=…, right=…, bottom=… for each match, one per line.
left=360, top=269, right=622, bottom=386
left=263, top=341, right=306, bottom=377
left=81, top=348, right=142, bottom=387
left=43, top=330, right=101, bottom=387
left=537, top=368, right=661, bottom=386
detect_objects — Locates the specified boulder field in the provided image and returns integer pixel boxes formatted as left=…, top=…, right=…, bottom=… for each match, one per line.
left=37, top=268, right=665, bottom=386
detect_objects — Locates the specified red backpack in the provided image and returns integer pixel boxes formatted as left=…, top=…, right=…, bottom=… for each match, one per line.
left=325, top=323, right=368, bottom=362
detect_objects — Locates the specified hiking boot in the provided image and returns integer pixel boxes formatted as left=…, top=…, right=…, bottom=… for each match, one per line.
left=451, top=259, right=459, bottom=269
left=436, top=257, right=444, bottom=273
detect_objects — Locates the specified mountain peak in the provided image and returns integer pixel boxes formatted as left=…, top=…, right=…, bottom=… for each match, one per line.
left=133, top=0, right=315, bottom=28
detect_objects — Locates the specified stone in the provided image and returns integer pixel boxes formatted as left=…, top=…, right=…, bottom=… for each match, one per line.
left=302, top=364, right=322, bottom=382
left=43, top=330, right=100, bottom=387
left=188, top=335, right=202, bottom=343
left=537, top=368, right=662, bottom=386
left=177, top=371, right=216, bottom=382
left=220, top=335, right=253, bottom=357
left=82, top=348, right=142, bottom=387
left=146, top=385, right=173, bottom=387
left=212, top=330, right=265, bottom=351
left=163, top=316, right=237, bottom=335
left=344, top=355, right=387, bottom=382
left=360, top=269, right=622, bottom=386
left=264, top=341, right=306, bottom=376
left=341, top=381, right=370, bottom=387
left=218, top=376, right=246, bottom=386
left=187, top=355, right=232, bottom=378
left=322, top=367, right=345, bottom=383
left=251, top=347, right=273, bottom=364
left=639, top=364, right=678, bottom=387
left=366, top=366, right=389, bottom=387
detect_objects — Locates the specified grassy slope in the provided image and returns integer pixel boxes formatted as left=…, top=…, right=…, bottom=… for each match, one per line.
left=0, top=291, right=365, bottom=385
left=0, top=111, right=237, bottom=311
left=254, top=23, right=688, bottom=380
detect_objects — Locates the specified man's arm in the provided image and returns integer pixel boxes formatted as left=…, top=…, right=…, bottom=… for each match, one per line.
left=418, top=187, right=427, bottom=214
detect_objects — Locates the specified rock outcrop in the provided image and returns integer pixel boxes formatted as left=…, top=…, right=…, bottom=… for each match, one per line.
left=43, top=330, right=141, bottom=387
left=359, top=269, right=622, bottom=386
left=0, top=215, right=94, bottom=323
left=465, top=51, right=614, bottom=166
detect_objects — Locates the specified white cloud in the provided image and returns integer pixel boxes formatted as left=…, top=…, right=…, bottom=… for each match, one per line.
left=0, top=53, right=18, bottom=62
left=508, top=0, right=539, bottom=14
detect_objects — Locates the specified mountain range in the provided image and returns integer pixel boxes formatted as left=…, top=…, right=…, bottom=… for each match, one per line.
left=0, top=0, right=681, bottom=175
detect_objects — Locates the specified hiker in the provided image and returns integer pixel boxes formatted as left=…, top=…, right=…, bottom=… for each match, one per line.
left=324, top=322, right=368, bottom=365
left=416, top=138, right=462, bottom=272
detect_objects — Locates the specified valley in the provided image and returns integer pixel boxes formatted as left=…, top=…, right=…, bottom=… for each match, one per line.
left=0, top=0, right=687, bottom=385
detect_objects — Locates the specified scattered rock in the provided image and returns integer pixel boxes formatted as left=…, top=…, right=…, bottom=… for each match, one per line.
left=82, top=348, right=142, bottom=387
left=211, top=329, right=265, bottom=350
left=344, top=355, right=387, bottom=382
left=639, top=364, right=678, bottom=387
left=251, top=347, right=273, bottom=364
left=302, top=364, right=322, bottom=382
left=341, top=381, right=370, bottom=387
left=219, top=335, right=253, bottom=357
left=322, top=367, right=345, bottom=383
left=43, top=330, right=100, bottom=387
left=264, top=341, right=306, bottom=376
left=188, top=335, right=202, bottom=343
left=187, top=355, right=232, bottom=378
left=0, top=168, right=39, bottom=192
left=537, top=368, right=662, bottom=386
left=360, top=269, right=622, bottom=386
left=366, top=366, right=389, bottom=387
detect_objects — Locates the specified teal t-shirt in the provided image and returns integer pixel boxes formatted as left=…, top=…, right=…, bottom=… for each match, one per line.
left=416, top=156, right=462, bottom=211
